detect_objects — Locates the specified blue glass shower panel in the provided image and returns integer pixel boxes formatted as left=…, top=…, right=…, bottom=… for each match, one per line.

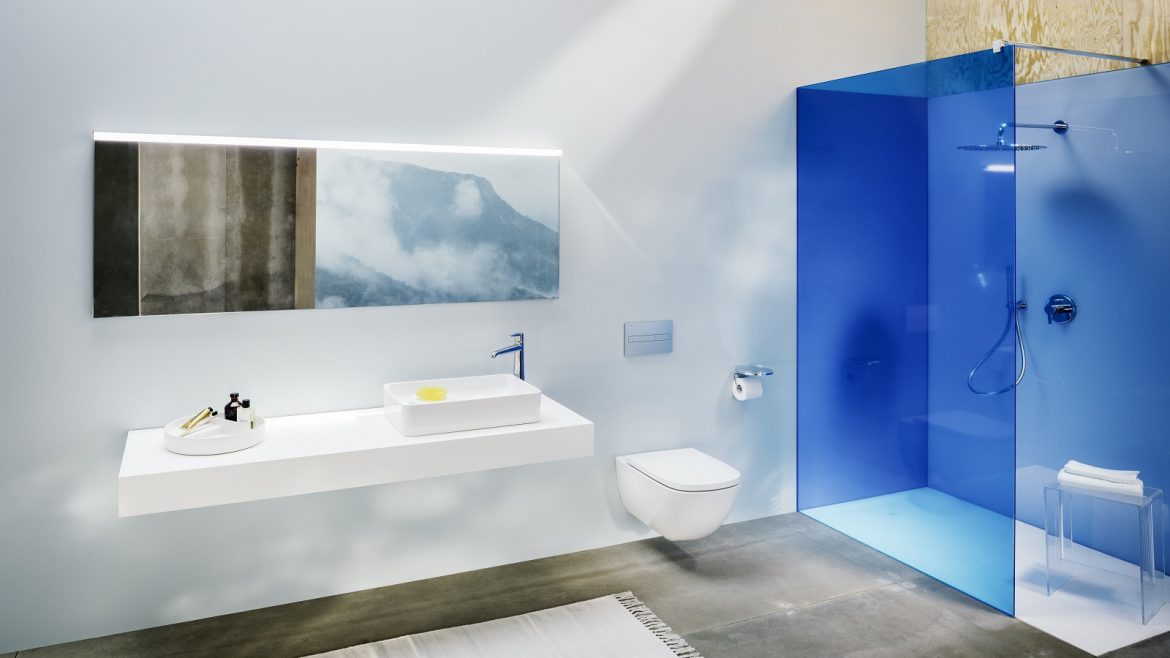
left=798, top=50, right=1018, bottom=615
left=797, top=50, right=1018, bottom=512
left=1015, top=61, right=1170, bottom=567
left=796, top=86, right=929, bottom=509
left=925, top=85, right=1017, bottom=518
left=803, top=48, right=1013, bottom=97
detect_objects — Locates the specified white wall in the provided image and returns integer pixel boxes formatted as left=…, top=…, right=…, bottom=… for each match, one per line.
left=0, top=1, right=923, bottom=651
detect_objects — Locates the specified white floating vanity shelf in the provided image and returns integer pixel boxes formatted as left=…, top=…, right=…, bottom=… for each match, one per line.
left=119, top=395, right=593, bottom=517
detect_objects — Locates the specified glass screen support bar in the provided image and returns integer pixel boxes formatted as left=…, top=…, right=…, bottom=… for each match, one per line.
left=994, top=39, right=1150, bottom=66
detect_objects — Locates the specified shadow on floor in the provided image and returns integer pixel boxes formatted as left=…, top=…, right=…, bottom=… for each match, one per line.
left=13, top=513, right=1168, bottom=657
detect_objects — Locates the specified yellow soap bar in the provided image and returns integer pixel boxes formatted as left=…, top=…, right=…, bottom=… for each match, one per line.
left=416, top=386, right=448, bottom=401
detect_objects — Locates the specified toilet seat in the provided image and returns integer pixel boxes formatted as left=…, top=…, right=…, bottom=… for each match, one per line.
left=624, top=448, right=740, bottom=492
left=615, top=448, right=741, bottom=541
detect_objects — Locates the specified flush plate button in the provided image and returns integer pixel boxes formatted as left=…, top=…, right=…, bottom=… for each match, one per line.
left=625, top=320, right=673, bottom=356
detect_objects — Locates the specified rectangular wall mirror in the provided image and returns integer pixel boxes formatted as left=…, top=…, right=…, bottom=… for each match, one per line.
left=93, top=133, right=561, bottom=317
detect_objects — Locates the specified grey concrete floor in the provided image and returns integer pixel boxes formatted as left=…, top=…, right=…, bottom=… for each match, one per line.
left=12, top=513, right=1170, bottom=657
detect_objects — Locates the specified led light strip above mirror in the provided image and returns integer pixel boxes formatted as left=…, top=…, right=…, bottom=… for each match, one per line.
left=92, top=131, right=562, bottom=157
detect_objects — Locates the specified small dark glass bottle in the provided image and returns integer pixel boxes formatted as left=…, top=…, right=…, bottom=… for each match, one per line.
left=225, top=392, right=242, bottom=422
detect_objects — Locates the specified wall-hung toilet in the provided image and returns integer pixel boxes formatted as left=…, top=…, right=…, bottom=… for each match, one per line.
left=616, top=448, right=741, bottom=541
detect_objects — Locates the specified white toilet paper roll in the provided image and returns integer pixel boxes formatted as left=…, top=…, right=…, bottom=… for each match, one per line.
left=733, top=377, right=763, bottom=401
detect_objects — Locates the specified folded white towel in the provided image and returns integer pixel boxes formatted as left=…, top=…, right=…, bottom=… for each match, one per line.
left=1062, top=460, right=1140, bottom=484
left=1057, top=470, right=1144, bottom=496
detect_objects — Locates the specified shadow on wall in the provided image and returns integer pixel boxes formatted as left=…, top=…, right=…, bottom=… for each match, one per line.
left=582, top=97, right=800, bottom=531
left=23, top=450, right=608, bottom=633
left=708, top=105, right=798, bottom=517
left=835, top=311, right=898, bottom=413
left=477, top=0, right=741, bottom=180
left=0, top=0, right=906, bottom=649
left=1013, top=62, right=1170, bottom=566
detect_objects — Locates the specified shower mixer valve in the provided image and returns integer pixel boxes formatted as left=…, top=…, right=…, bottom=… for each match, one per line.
left=1044, top=294, right=1077, bottom=325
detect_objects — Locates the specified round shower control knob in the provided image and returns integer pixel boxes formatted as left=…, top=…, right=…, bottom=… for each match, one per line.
left=1044, top=294, right=1077, bottom=325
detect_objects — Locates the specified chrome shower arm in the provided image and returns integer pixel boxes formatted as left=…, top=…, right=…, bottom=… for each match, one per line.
left=997, top=121, right=1069, bottom=145
left=1005, top=122, right=1069, bottom=131
left=998, top=121, right=1120, bottom=151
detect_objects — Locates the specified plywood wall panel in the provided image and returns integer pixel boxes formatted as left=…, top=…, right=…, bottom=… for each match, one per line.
left=1018, top=0, right=1125, bottom=82
left=928, top=0, right=1166, bottom=84
left=927, top=0, right=1004, bottom=59
left=1125, top=0, right=1170, bottom=65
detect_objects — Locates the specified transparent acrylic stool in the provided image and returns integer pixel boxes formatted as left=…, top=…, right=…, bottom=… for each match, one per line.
left=1044, top=482, right=1165, bottom=624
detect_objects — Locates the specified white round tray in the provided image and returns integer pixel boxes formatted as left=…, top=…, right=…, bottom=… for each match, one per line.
left=163, top=415, right=266, bottom=456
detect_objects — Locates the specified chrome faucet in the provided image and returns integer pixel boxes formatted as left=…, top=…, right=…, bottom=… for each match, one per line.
left=490, top=332, right=525, bottom=380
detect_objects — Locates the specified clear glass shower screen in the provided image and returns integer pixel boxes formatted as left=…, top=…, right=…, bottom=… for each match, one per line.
left=796, top=49, right=1018, bottom=614
left=1013, top=61, right=1170, bottom=632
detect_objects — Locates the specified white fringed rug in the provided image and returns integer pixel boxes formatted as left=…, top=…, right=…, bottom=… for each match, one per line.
left=308, top=591, right=703, bottom=658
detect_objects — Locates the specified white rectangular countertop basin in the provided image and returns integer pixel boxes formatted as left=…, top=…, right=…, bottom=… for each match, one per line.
left=384, top=374, right=541, bottom=436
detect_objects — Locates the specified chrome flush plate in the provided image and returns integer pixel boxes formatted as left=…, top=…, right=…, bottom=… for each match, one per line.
left=624, top=320, right=673, bottom=356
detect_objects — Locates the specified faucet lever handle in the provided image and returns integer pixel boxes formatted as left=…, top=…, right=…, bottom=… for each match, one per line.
left=1044, top=295, right=1077, bottom=325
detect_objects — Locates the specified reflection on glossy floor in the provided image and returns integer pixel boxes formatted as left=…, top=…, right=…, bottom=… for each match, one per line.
left=12, top=514, right=1168, bottom=657
left=803, top=487, right=1015, bottom=614
left=1015, top=521, right=1170, bottom=656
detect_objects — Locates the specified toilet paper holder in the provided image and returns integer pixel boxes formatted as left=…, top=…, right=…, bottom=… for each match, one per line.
left=734, top=364, right=774, bottom=379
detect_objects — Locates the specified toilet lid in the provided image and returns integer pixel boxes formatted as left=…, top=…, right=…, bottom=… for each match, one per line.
left=625, top=448, right=741, bottom=492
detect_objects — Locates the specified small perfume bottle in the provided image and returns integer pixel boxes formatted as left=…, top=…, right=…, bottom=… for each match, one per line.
left=225, top=392, right=242, bottom=422
left=240, top=399, right=253, bottom=428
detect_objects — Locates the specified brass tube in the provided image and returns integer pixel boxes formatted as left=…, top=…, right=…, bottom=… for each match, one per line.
left=180, top=407, right=213, bottom=431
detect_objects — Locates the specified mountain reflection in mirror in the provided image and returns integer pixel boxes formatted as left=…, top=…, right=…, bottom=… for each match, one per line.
left=93, top=138, right=559, bottom=317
